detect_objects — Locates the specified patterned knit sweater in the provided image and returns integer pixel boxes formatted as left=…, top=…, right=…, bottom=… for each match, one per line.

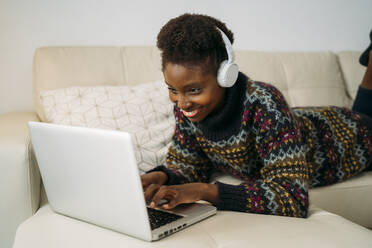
left=150, top=72, right=372, bottom=218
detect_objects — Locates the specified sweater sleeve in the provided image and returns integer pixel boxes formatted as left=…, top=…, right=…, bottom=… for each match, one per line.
left=149, top=106, right=214, bottom=185
left=216, top=83, right=310, bottom=218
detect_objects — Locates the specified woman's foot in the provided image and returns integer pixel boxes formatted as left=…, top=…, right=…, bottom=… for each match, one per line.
left=359, top=30, right=372, bottom=67
left=360, top=50, right=372, bottom=90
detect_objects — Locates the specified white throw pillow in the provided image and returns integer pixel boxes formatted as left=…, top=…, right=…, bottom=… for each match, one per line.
left=40, top=81, right=175, bottom=173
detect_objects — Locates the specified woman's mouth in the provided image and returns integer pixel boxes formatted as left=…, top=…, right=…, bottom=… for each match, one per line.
left=182, top=108, right=201, bottom=118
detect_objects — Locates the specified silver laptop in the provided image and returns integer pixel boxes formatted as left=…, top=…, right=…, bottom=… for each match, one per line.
left=28, top=121, right=216, bottom=241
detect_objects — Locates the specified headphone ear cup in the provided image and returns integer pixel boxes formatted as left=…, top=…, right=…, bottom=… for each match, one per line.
left=217, top=60, right=239, bottom=87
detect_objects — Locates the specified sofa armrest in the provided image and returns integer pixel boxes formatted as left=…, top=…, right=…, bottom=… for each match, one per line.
left=0, top=112, right=41, bottom=248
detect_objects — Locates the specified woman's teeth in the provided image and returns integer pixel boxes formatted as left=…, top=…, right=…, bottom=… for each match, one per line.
left=182, top=109, right=199, bottom=118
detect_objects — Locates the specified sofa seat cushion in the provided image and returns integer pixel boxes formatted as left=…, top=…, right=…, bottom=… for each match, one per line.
left=13, top=204, right=372, bottom=248
left=309, top=171, right=372, bottom=229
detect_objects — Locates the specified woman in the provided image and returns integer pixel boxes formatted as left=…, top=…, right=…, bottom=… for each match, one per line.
left=141, top=13, right=372, bottom=218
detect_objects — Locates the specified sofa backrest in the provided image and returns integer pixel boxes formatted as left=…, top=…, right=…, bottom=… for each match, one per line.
left=33, top=46, right=364, bottom=122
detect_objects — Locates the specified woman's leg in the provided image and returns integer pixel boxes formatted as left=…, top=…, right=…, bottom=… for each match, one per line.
left=354, top=32, right=372, bottom=171
left=360, top=49, right=372, bottom=90
left=352, top=50, right=372, bottom=118
left=359, top=30, right=372, bottom=66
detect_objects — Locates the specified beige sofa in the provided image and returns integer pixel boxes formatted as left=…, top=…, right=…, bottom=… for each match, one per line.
left=1, top=47, right=371, bottom=248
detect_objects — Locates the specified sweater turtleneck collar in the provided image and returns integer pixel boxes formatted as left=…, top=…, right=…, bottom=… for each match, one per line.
left=194, top=72, right=247, bottom=141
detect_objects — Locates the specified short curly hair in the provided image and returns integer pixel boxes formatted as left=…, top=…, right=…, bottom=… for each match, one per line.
left=157, top=13, right=234, bottom=75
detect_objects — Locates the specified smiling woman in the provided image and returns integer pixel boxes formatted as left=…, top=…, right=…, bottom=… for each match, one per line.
left=141, top=13, right=372, bottom=217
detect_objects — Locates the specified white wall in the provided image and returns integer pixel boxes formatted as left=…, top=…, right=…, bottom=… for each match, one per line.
left=1, top=0, right=371, bottom=115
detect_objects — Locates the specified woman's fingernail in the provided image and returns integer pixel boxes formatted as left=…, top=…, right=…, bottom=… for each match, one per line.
left=150, top=202, right=155, bottom=208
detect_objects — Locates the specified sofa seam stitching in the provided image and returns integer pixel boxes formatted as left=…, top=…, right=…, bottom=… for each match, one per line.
left=26, top=134, right=35, bottom=215
left=119, top=47, right=128, bottom=85
left=199, top=224, right=220, bottom=248
left=335, top=51, right=354, bottom=100
left=334, top=51, right=353, bottom=106
left=311, top=185, right=372, bottom=191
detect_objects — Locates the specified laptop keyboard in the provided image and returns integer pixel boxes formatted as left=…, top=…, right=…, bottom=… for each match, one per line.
left=147, top=207, right=183, bottom=230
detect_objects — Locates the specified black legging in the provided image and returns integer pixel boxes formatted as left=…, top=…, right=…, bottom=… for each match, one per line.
left=352, top=86, right=372, bottom=171
left=352, top=86, right=372, bottom=129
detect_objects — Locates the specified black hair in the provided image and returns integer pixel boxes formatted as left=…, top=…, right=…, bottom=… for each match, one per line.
left=157, top=13, right=234, bottom=75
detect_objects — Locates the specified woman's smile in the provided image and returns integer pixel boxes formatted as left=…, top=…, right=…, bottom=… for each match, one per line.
left=181, top=107, right=202, bottom=118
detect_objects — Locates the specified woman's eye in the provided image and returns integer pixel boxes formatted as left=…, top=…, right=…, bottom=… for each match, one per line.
left=190, top=88, right=201, bottom=94
left=168, top=88, right=177, bottom=94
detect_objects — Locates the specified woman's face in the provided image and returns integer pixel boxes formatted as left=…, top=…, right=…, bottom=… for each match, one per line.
left=164, top=62, right=226, bottom=123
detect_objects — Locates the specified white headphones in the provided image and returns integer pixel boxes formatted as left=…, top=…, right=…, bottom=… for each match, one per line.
left=216, top=27, right=239, bottom=87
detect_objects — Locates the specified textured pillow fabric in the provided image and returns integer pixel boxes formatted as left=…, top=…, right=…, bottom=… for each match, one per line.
left=40, top=81, right=175, bottom=173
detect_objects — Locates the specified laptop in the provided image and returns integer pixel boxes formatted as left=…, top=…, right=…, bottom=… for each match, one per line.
left=28, top=121, right=216, bottom=241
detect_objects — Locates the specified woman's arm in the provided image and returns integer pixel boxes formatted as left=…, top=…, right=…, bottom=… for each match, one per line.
left=143, top=106, right=215, bottom=204
left=148, top=183, right=218, bottom=209
left=148, top=106, right=214, bottom=184
left=213, top=82, right=309, bottom=217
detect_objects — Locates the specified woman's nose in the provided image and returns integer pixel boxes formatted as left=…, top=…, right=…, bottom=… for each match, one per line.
left=177, top=95, right=192, bottom=110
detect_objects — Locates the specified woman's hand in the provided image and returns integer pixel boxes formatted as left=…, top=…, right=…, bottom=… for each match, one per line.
left=141, top=171, right=168, bottom=204
left=147, top=183, right=218, bottom=210
left=141, top=171, right=168, bottom=188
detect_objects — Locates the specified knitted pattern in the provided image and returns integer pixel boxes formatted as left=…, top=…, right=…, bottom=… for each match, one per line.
left=150, top=73, right=372, bottom=218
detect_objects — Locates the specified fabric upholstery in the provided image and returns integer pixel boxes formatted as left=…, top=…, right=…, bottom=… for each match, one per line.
left=13, top=204, right=372, bottom=248
left=0, top=112, right=40, bottom=248
left=121, top=47, right=163, bottom=85
left=33, top=48, right=354, bottom=121
left=33, top=47, right=126, bottom=122
left=309, top=171, right=372, bottom=229
left=235, top=51, right=352, bottom=108
left=337, top=51, right=367, bottom=99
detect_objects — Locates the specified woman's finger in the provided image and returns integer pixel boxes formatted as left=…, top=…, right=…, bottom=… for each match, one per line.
left=141, top=171, right=168, bottom=190
left=144, top=184, right=161, bottom=203
left=141, top=180, right=149, bottom=190
left=151, top=186, right=175, bottom=208
left=141, top=175, right=151, bottom=189
left=162, top=198, right=178, bottom=209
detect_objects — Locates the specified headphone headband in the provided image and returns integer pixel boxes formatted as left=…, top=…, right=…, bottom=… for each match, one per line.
left=216, top=27, right=235, bottom=63
left=216, top=27, right=239, bottom=88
